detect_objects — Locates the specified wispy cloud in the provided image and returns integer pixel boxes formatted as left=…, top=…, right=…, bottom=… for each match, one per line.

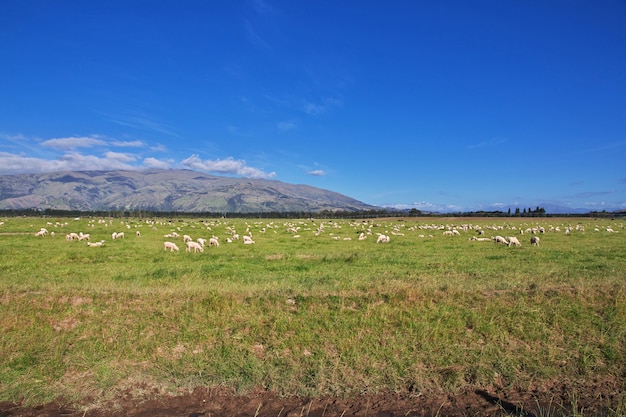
left=250, top=0, right=277, bottom=16
left=277, top=121, right=297, bottom=131
left=105, top=114, right=179, bottom=137
left=467, top=137, right=508, bottom=150
left=307, top=170, right=325, bottom=176
left=181, top=154, right=276, bottom=179
left=110, top=140, right=146, bottom=148
left=302, top=97, right=342, bottom=116
left=41, top=136, right=107, bottom=151
left=571, top=190, right=616, bottom=198
left=243, top=18, right=272, bottom=50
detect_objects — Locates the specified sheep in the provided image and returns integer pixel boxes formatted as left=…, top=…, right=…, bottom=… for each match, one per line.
left=136, top=230, right=141, bottom=237
left=112, top=232, right=118, bottom=240
left=442, top=230, right=454, bottom=236
left=197, top=237, right=207, bottom=247
left=469, top=236, right=492, bottom=242
left=508, top=236, right=522, bottom=247
left=376, top=234, right=390, bottom=243
left=186, top=241, right=204, bottom=253
left=358, top=232, right=367, bottom=241
left=209, top=237, right=220, bottom=247
left=87, top=241, right=105, bottom=247
left=35, top=229, right=47, bottom=237
left=243, top=235, right=255, bottom=245
left=183, top=234, right=193, bottom=242
left=78, top=233, right=90, bottom=241
left=530, top=236, right=540, bottom=246
left=493, top=235, right=509, bottom=245
left=164, top=241, right=180, bottom=252
left=116, top=232, right=125, bottom=239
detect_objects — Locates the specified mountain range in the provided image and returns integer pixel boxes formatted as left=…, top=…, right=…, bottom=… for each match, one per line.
left=0, top=169, right=378, bottom=213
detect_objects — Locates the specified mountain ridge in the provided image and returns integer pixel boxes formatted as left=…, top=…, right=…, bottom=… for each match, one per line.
left=0, top=169, right=378, bottom=213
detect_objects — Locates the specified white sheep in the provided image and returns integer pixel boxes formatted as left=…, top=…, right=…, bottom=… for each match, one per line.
left=197, top=237, right=207, bottom=247
left=493, top=235, right=509, bottom=245
left=358, top=232, right=367, bottom=241
left=243, top=235, right=255, bottom=244
left=508, top=236, right=522, bottom=247
left=530, top=236, right=540, bottom=246
left=183, top=234, right=193, bottom=242
left=112, top=232, right=118, bottom=240
left=116, top=232, right=125, bottom=239
left=164, top=241, right=180, bottom=252
left=87, top=241, right=105, bottom=247
left=209, top=237, right=220, bottom=247
left=186, top=241, right=204, bottom=253
left=376, top=234, right=390, bottom=243
left=136, top=230, right=141, bottom=237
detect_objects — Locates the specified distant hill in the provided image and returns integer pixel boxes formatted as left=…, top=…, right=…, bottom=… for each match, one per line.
left=0, top=169, right=378, bottom=213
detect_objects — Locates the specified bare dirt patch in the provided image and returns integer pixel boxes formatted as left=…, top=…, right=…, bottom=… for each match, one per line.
left=1, top=377, right=623, bottom=417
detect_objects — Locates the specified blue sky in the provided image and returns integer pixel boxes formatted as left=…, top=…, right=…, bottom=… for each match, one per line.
left=1, top=1, right=625, bottom=212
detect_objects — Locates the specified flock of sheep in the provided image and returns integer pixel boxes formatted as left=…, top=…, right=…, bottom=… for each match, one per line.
left=24, top=217, right=622, bottom=254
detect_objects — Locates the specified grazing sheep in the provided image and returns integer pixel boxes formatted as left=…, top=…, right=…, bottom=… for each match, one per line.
left=136, top=231, right=141, bottom=237
left=376, top=234, right=390, bottom=243
left=78, top=233, right=90, bottom=241
left=183, top=234, right=193, bottom=242
left=469, top=236, right=492, bottom=242
left=243, top=235, right=255, bottom=245
left=87, top=241, right=105, bottom=247
left=209, top=237, right=220, bottom=247
left=186, top=241, right=204, bottom=253
left=164, top=241, right=180, bottom=252
left=112, top=232, right=118, bottom=240
left=35, top=229, right=47, bottom=237
left=508, top=236, right=522, bottom=247
left=530, top=236, right=540, bottom=246
left=493, top=235, right=509, bottom=245
left=442, top=230, right=454, bottom=236
left=197, top=238, right=207, bottom=247
left=358, top=232, right=367, bottom=241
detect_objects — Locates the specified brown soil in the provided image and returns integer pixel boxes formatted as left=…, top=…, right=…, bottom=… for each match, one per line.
left=1, top=377, right=623, bottom=417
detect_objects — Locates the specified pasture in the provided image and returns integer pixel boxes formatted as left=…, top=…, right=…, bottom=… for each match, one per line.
left=0, top=216, right=625, bottom=413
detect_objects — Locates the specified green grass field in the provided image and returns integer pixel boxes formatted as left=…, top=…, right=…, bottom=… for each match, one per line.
left=1, top=216, right=625, bottom=410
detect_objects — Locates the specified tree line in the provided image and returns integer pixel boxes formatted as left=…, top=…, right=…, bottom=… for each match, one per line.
left=0, top=206, right=622, bottom=219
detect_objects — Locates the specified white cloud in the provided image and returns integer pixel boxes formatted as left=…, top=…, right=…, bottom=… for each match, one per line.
left=110, top=140, right=146, bottom=148
left=150, top=143, right=168, bottom=152
left=105, top=151, right=137, bottom=162
left=182, top=154, right=276, bottom=179
left=308, top=169, right=325, bottom=176
left=143, top=157, right=172, bottom=169
left=0, top=151, right=136, bottom=174
left=41, top=136, right=106, bottom=151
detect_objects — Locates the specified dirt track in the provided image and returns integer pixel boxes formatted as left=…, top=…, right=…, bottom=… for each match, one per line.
left=1, top=377, right=623, bottom=417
